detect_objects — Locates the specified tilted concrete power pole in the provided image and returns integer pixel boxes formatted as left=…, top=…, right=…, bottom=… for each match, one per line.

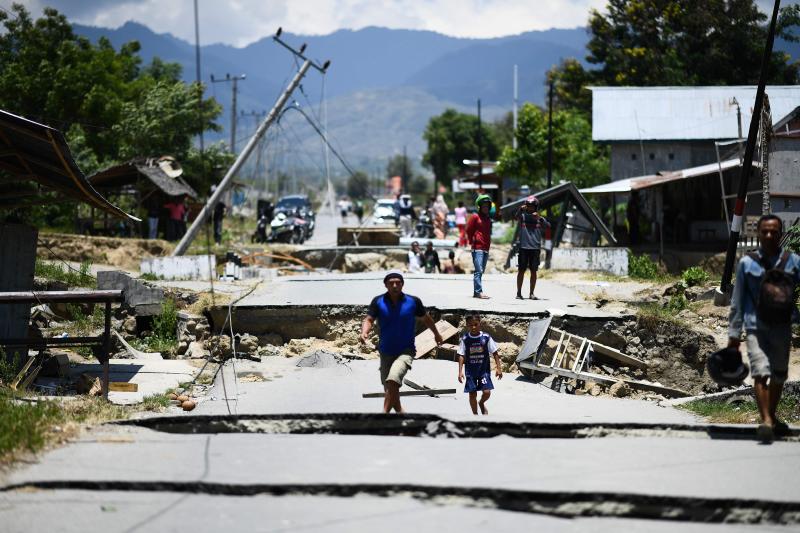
left=172, top=60, right=312, bottom=256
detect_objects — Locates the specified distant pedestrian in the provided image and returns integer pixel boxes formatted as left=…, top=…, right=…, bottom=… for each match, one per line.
left=146, top=203, right=160, bottom=240
left=354, top=200, right=365, bottom=225
left=432, top=194, right=449, bottom=239
left=164, top=194, right=187, bottom=241
left=457, top=313, right=502, bottom=415
left=466, top=194, right=493, bottom=298
left=397, top=194, right=416, bottom=237
left=442, top=250, right=464, bottom=274
left=455, top=201, right=468, bottom=247
left=515, top=195, right=550, bottom=300
left=422, top=241, right=441, bottom=273
left=360, top=271, right=443, bottom=414
left=210, top=185, right=226, bottom=245
left=407, top=241, right=423, bottom=273
left=727, top=214, right=800, bottom=443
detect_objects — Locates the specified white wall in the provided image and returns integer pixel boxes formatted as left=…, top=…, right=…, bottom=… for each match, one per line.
left=549, top=247, right=629, bottom=276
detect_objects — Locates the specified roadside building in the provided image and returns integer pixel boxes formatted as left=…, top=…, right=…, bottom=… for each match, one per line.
left=89, top=157, right=198, bottom=238
left=590, top=86, right=800, bottom=181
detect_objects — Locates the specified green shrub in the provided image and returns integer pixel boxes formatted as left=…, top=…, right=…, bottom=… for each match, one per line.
left=35, top=259, right=95, bottom=288
left=665, top=290, right=688, bottom=313
left=152, top=298, right=177, bottom=340
left=787, top=224, right=800, bottom=254
left=628, top=253, right=659, bottom=279
left=681, top=266, right=710, bottom=287
left=134, top=298, right=178, bottom=356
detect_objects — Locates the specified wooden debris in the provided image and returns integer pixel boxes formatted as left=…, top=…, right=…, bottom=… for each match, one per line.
left=518, top=361, right=690, bottom=398
left=415, top=320, right=459, bottom=359
left=362, top=388, right=456, bottom=398
left=108, top=382, right=138, bottom=392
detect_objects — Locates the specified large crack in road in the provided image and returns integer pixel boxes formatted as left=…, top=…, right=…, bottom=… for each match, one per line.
left=3, top=480, right=799, bottom=525
left=114, top=412, right=800, bottom=441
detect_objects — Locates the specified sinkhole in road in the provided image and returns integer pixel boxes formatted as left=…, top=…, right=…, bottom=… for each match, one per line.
left=115, top=412, right=797, bottom=441
left=5, top=479, right=800, bottom=526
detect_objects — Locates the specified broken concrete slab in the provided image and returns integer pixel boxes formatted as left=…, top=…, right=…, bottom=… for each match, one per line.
left=66, top=359, right=197, bottom=404
left=96, top=270, right=163, bottom=316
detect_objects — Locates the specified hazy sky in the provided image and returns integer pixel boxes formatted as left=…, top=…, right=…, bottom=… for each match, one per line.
left=11, top=0, right=794, bottom=47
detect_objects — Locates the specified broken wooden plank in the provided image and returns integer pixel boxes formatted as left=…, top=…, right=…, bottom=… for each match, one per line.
left=108, top=382, right=139, bottom=392
left=10, top=355, right=36, bottom=390
left=415, top=320, right=459, bottom=359
left=550, top=327, right=647, bottom=370
left=362, top=388, right=457, bottom=398
left=519, top=361, right=689, bottom=398
left=589, top=342, right=647, bottom=370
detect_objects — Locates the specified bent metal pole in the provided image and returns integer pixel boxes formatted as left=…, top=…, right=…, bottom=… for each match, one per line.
left=173, top=59, right=312, bottom=256
left=719, top=0, right=781, bottom=295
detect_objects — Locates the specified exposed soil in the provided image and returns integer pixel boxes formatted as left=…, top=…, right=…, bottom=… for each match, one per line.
left=38, top=233, right=174, bottom=271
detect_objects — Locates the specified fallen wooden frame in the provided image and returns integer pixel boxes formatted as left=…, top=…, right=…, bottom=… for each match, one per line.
left=415, top=320, right=460, bottom=359
left=362, top=388, right=457, bottom=398
left=518, top=360, right=690, bottom=398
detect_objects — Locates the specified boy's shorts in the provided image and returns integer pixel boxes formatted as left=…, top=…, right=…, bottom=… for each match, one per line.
left=746, top=322, right=791, bottom=383
left=518, top=248, right=541, bottom=272
left=379, top=351, right=414, bottom=385
left=464, top=372, right=494, bottom=393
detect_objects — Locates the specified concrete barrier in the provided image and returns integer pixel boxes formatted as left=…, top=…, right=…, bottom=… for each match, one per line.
left=549, top=247, right=629, bottom=276
left=140, top=255, right=216, bottom=281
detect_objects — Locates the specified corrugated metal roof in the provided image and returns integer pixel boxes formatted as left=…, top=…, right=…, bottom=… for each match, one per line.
left=0, top=109, right=137, bottom=220
left=90, top=160, right=198, bottom=199
left=580, top=158, right=742, bottom=194
left=591, top=86, right=800, bottom=141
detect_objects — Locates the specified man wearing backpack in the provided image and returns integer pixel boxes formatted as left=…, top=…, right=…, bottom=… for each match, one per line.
left=728, top=215, right=800, bottom=443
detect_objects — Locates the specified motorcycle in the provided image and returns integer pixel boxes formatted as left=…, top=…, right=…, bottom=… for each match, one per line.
left=414, top=209, right=435, bottom=239
left=251, top=214, right=269, bottom=244
left=268, top=210, right=309, bottom=244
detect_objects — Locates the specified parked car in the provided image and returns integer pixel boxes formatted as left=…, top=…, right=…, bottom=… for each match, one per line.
left=371, top=198, right=397, bottom=225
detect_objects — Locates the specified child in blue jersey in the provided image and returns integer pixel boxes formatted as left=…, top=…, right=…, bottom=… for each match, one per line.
left=457, top=314, right=503, bottom=414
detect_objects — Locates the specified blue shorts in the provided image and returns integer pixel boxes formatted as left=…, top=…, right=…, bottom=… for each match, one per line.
left=464, top=372, right=494, bottom=393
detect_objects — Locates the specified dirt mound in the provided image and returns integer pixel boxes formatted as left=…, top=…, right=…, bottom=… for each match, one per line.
left=39, top=233, right=173, bottom=271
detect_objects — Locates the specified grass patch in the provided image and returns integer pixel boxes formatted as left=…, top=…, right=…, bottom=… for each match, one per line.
left=634, top=302, right=684, bottom=329
left=140, top=393, right=173, bottom=412
left=0, top=389, right=128, bottom=463
left=35, top=258, right=95, bottom=288
left=139, top=272, right=162, bottom=281
left=679, top=393, right=800, bottom=425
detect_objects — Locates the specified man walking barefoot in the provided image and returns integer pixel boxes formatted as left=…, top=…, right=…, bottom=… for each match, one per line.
left=728, top=215, right=800, bottom=442
left=360, top=271, right=443, bottom=413
left=515, top=195, right=550, bottom=300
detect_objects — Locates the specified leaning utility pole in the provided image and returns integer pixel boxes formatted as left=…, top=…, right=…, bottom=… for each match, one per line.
left=211, top=73, right=246, bottom=152
left=173, top=29, right=329, bottom=256
left=546, top=78, right=554, bottom=189
left=477, top=98, right=483, bottom=190
left=717, top=0, right=781, bottom=301
left=512, top=65, right=518, bottom=150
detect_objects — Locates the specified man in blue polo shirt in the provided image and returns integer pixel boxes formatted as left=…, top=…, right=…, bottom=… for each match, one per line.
left=360, top=270, right=443, bottom=413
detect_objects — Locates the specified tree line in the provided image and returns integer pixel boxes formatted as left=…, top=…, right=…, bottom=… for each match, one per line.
left=0, top=4, right=233, bottom=227
left=421, top=0, right=800, bottom=191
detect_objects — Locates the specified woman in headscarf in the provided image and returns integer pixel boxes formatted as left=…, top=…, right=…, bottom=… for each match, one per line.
left=432, top=194, right=449, bottom=239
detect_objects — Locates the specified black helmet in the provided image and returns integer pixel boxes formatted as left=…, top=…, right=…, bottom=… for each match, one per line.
left=707, top=347, right=748, bottom=387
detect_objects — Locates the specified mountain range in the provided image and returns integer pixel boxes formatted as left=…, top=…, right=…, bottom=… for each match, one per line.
left=74, top=21, right=799, bottom=179
left=73, top=22, right=589, bottom=176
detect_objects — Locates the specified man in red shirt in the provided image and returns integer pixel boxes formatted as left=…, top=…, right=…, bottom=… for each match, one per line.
left=466, top=194, right=493, bottom=298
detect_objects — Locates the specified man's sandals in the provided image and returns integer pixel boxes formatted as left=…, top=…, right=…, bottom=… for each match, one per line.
left=474, top=293, right=490, bottom=299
